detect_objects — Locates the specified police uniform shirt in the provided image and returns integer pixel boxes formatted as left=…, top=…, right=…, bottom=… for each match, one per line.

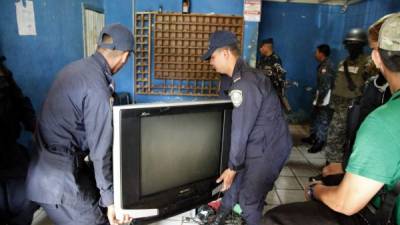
left=313, top=58, right=335, bottom=106
left=27, top=52, right=114, bottom=207
left=226, top=58, right=292, bottom=171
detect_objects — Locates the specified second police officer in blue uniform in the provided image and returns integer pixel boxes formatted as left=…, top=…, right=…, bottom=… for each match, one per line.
left=201, top=31, right=293, bottom=225
left=26, top=24, right=134, bottom=225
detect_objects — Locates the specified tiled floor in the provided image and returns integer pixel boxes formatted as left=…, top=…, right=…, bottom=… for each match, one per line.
left=33, top=124, right=322, bottom=225
left=262, top=124, right=324, bottom=213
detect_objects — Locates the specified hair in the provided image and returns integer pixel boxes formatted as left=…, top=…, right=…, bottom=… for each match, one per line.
left=218, top=44, right=241, bottom=58
left=317, top=44, right=330, bottom=57
left=97, top=34, right=125, bottom=57
left=378, top=48, right=400, bottom=72
left=261, top=38, right=273, bottom=46
left=368, top=22, right=383, bottom=45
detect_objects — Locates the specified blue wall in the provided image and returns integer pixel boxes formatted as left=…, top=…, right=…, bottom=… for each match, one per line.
left=259, top=0, right=400, bottom=114
left=2, top=0, right=398, bottom=119
left=0, top=0, right=104, bottom=112
left=0, top=0, right=103, bottom=145
left=0, top=0, right=259, bottom=107
left=104, top=0, right=133, bottom=100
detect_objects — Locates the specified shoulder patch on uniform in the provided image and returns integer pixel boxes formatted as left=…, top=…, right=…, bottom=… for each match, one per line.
left=229, top=89, right=243, bottom=108
left=233, top=77, right=241, bottom=83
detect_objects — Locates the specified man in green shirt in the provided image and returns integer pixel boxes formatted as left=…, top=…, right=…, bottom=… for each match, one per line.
left=263, top=13, right=400, bottom=225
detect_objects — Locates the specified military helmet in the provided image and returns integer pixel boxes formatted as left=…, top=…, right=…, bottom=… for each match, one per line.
left=343, top=28, right=367, bottom=44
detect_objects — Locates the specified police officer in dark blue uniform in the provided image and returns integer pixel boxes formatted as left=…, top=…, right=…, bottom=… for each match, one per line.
left=0, top=55, right=38, bottom=225
left=201, top=31, right=292, bottom=225
left=26, top=24, right=133, bottom=225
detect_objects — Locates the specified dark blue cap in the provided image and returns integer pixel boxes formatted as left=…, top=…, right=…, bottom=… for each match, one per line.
left=201, top=31, right=237, bottom=60
left=97, top=23, right=134, bottom=52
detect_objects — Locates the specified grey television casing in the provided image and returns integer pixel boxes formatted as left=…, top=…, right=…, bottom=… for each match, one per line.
left=112, top=100, right=232, bottom=222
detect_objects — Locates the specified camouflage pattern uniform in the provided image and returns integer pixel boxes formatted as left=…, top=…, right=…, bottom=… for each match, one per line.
left=310, top=58, right=335, bottom=144
left=256, top=52, right=286, bottom=97
left=257, top=52, right=290, bottom=111
left=325, top=54, right=377, bottom=162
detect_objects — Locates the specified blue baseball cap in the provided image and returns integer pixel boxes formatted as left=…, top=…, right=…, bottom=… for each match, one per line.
left=97, top=23, right=134, bottom=52
left=201, top=31, right=237, bottom=60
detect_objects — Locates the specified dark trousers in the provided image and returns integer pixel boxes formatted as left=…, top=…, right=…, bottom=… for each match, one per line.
left=40, top=200, right=109, bottom=225
left=0, top=178, right=38, bottom=225
left=263, top=201, right=374, bottom=225
left=310, top=106, right=334, bottom=143
left=222, top=157, right=282, bottom=225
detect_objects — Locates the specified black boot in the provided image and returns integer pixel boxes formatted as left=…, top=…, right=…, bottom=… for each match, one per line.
left=210, top=208, right=230, bottom=225
left=307, top=141, right=325, bottom=153
left=301, top=135, right=315, bottom=144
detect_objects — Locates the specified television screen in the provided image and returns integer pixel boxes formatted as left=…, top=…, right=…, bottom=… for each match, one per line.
left=140, top=111, right=222, bottom=196
left=113, top=100, right=232, bottom=221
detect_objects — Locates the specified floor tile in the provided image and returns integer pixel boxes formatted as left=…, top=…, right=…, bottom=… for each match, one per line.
left=279, top=166, right=294, bottom=176
left=266, top=189, right=281, bottom=205
left=262, top=204, right=279, bottom=214
left=296, top=176, right=310, bottom=190
left=288, top=163, right=319, bottom=177
left=274, top=176, right=302, bottom=190
left=276, top=190, right=307, bottom=204
left=306, top=158, right=326, bottom=169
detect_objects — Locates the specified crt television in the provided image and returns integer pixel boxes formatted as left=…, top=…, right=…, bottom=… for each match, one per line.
left=113, top=100, right=233, bottom=222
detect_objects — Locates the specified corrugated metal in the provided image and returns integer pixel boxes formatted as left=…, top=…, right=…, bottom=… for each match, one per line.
left=83, top=9, right=104, bottom=57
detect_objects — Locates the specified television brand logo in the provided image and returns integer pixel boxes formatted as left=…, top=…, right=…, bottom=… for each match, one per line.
left=179, top=188, right=191, bottom=194
left=141, top=112, right=151, bottom=117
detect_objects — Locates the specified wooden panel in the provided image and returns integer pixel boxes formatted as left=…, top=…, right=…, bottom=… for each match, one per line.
left=134, top=12, right=244, bottom=96
left=154, top=14, right=243, bottom=80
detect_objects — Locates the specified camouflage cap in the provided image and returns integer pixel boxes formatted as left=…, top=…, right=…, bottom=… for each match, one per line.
left=378, top=14, right=400, bottom=51
left=368, top=13, right=398, bottom=46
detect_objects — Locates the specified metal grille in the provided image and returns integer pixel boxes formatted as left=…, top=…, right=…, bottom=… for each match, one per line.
left=134, top=12, right=244, bottom=96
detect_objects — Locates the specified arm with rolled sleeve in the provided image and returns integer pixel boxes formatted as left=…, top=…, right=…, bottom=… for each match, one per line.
left=84, top=89, right=114, bottom=207
left=229, top=80, right=263, bottom=170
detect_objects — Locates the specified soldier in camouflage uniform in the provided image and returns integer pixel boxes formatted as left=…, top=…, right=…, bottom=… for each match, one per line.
left=257, top=38, right=290, bottom=111
left=303, top=44, right=335, bottom=153
left=325, top=28, right=378, bottom=162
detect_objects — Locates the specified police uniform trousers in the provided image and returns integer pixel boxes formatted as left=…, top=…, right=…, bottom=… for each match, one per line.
left=40, top=200, right=109, bottom=225
left=0, top=178, right=38, bottom=225
left=263, top=200, right=375, bottom=225
left=325, top=96, right=354, bottom=163
left=221, top=154, right=286, bottom=225
left=27, top=147, right=109, bottom=225
left=310, top=106, right=334, bottom=144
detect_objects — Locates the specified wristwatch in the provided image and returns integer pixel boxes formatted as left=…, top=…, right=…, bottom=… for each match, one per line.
left=307, top=183, right=318, bottom=200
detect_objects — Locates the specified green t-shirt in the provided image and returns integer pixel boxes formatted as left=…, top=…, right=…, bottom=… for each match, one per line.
left=346, top=90, right=400, bottom=224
